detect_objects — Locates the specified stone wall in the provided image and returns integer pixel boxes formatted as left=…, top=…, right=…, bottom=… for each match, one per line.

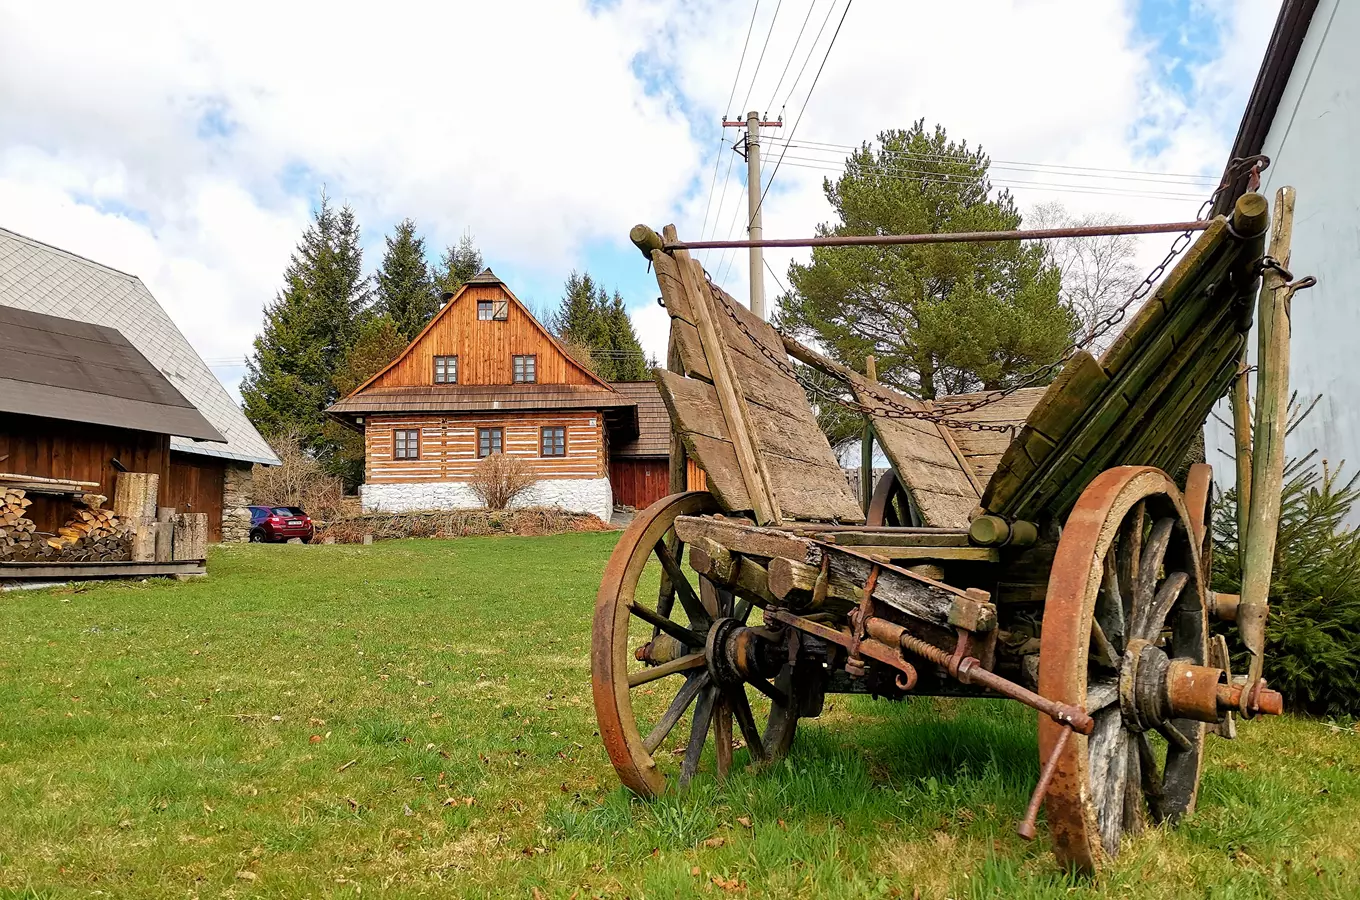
left=361, top=477, right=613, bottom=522
left=221, top=462, right=254, bottom=543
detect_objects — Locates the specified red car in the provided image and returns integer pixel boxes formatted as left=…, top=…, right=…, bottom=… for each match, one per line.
left=248, top=505, right=315, bottom=543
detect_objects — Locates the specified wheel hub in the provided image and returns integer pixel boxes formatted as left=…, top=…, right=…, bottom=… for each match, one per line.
left=1119, top=638, right=1235, bottom=729
left=705, top=617, right=778, bottom=686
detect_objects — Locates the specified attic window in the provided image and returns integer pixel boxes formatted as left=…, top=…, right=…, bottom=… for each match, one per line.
left=478, top=299, right=508, bottom=321
left=513, top=355, right=537, bottom=384
left=434, top=355, right=458, bottom=384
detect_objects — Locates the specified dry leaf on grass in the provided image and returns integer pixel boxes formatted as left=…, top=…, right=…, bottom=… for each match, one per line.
left=702, top=836, right=726, bottom=848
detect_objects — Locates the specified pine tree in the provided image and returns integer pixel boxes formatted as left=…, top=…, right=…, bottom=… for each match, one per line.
left=553, top=271, right=605, bottom=346
left=375, top=219, right=436, bottom=341
left=776, top=121, right=1072, bottom=399
left=242, top=191, right=369, bottom=452
left=434, top=231, right=484, bottom=297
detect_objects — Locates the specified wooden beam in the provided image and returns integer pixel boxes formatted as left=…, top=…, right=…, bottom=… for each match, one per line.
left=0, top=560, right=206, bottom=579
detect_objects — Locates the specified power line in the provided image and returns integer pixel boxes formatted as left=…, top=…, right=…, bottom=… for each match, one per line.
left=764, top=257, right=790, bottom=297
left=715, top=0, right=851, bottom=286
left=751, top=0, right=853, bottom=237
left=780, top=0, right=840, bottom=112
left=738, top=0, right=784, bottom=116
left=774, top=157, right=1207, bottom=202
left=766, top=1, right=818, bottom=113
left=766, top=138, right=1219, bottom=186
left=699, top=0, right=763, bottom=249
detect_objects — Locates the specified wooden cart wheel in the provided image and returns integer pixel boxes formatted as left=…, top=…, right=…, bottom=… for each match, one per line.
left=1183, top=463, right=1214, bottom=583
left=867, top=470, right=921, bottom=527
left=592, top=491, right=803, bottom=797
left=1039, top=467, right=1208, bottom=872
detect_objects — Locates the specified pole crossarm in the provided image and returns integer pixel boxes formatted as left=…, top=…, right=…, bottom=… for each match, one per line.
left=665, top=220, right=1213, bottom=252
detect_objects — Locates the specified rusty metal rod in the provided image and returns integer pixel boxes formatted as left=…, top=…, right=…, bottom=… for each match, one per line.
left=663, top=220, right=1211, bottom=252
left=1018, top=727, right=1070, bottom=841
left=894, top=627, right=1095, bottom=734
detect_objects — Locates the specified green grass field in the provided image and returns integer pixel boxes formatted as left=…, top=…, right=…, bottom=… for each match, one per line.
left=1, top=535, right=1357, bottom=899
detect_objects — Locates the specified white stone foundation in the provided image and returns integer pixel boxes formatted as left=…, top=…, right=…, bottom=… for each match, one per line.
left=360, top=478, right=613, bottom=522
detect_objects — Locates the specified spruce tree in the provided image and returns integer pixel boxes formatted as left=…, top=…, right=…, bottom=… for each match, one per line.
left=602, top=290, right=649, bottom=380
left=325, top=314, right=412, bottom=488
left=242, top=191, right=369, bottom=452
left=550, top=273, right=649, bottom=380
left=434, top=231, right=484, bottom=296
left=375, top=218, right=436, bottom=341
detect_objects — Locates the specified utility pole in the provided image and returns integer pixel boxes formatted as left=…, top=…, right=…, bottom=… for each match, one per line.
left=722, top=111, right=781, bottom=319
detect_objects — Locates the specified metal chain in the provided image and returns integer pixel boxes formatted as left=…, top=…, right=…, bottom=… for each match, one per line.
left=701, top=154, right=1271, bottom=431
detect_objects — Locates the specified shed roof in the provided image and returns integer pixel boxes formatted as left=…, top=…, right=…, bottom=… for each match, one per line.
left=0, top=226, right=281, bottom=465
left=0, top=306, right=225, bottom=441
left=608, top=380, right=670, bottom=458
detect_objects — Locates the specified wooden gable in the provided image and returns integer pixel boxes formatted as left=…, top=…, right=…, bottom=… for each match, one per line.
left=355, top=275, right=611, bottom=393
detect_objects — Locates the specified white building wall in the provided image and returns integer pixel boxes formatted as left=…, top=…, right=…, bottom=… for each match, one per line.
left=360, top=477, right=614, bottom=522
left=1205, top=0, right=1360, bottom=519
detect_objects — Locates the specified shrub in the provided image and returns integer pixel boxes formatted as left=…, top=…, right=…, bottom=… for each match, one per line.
left=468, top=453, right=539, bottom=511
left=251, top=428, right=347, bottom=524
left=1212, top=451, right=1360, bottom=717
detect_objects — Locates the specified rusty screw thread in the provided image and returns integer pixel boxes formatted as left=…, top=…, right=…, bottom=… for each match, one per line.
left=895, top=628, right=1095, bottom=734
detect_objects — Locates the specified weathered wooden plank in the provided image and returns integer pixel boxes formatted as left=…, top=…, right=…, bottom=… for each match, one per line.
left=762, top=454, right=865, bottom=522
left=673, top=515, right=822, bottom=565
left=0, top=560, right=206, bottom=578
left=674, top=253, right=780, bottom=524
left=1100, top=218, right=1229, bottom=375
left=1024, top=351, right=1109, bottom=444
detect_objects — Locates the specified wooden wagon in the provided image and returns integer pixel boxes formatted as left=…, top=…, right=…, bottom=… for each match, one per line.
left=592, top=189, right=1302, bottom=872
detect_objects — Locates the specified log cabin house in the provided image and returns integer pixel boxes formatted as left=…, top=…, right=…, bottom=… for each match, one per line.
left=328, top=269, right=676, bottom=519
left=0, top=227, right=281, bottom=542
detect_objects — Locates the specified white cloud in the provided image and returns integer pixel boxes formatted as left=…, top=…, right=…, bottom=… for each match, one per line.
left=0, top=0, right=1280, bottom=391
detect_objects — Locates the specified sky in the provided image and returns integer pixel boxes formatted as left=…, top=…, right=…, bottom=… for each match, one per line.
left=0, top=0, right=1282, bottom=400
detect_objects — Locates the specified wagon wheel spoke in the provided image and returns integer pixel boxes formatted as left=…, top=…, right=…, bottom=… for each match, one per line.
left=628, top=602, right=705, bottom=647
left=1086, top=678, right=1119, bottom=714
left=713, top=697, right=733, bottom=779
left=1141, top=570, right=1189, bottom=643
left=734, top=598, right=753, bottom=624
left=680, top=685, right=718, bottom=787
left=1088, top=708, right=1129, bottom=857
left=1132, top=517, right=1176, bottom=635
left=727, top=686, right=767, bottom=762
left=1136, top=732, right=1166, bottom=822
left=628, top=652, right=706, bottom=688
left=654, top=534, right=682, bottom=624
left=745, top=676, right=789, bottom=708
left=655, top=540, right=710, bottom=627
left=1095, top=552, right=1127, bottom=654
left=1115, top=500, right=1144, bottom=621
left=643, top=672, right=708, bottom=754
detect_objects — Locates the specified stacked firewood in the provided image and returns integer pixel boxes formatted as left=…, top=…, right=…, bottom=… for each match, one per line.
left=0, top=492, right=133, bottom=563
left=0, top=488, right=37, bottom=556
left=45, top=494, right=132, bottom=560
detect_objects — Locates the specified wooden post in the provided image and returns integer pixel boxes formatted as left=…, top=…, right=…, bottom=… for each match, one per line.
left=154, top=506, right=175, bottom=563
left=1238, top=186, right=1296, bottom=692
left=172, top=513, right=207, bottom=561
left=1230, top=351, right=1253, bottom=556
left=861, top=355, right=877, bottom=514
left=112, top=472, right=158, bottom=519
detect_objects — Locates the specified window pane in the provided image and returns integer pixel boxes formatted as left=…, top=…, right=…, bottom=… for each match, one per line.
left=478, top=301, right=493, bottom=320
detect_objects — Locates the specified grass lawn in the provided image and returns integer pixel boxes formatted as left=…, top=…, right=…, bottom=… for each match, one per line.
left=1, top=534, right=1358, bottom=899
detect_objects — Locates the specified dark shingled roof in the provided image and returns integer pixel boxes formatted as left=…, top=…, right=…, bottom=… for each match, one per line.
left=466, top=268, right=503, bottom=285
left=609, top=380, right=670, bottom=458
left=328, top=382, right=635, bottom=415
left=0, top=306, right=225, bottom=442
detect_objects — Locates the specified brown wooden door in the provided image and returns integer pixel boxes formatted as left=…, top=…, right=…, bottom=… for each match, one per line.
left=163, top=453, right=225, bottom=542
left=609, top=458, right=670, bottom=509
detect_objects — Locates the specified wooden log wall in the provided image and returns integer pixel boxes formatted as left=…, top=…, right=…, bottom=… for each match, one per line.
left=365, top=283, right=599, bottom=389
left=0, top=412, right=170, bottom=533
left=364, top=411, right=607, bottom=483
left=162, top=452, right=225, bottom=542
